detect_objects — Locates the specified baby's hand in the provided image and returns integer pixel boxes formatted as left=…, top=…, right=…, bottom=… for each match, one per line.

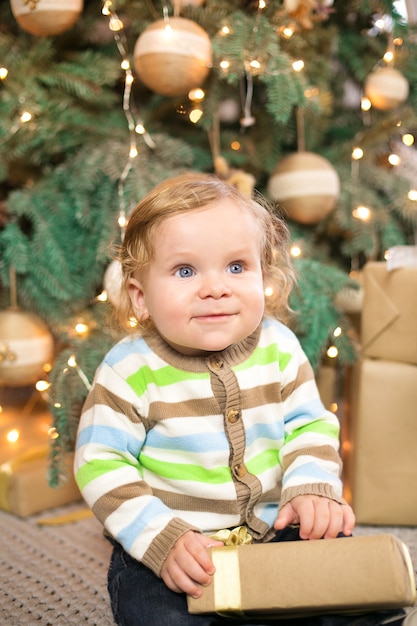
left=274, top=494, right=355, bottom=540
left=161, top=530, right=223, bottom=598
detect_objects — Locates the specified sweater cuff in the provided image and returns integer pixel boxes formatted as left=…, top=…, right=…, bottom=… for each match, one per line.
left=279, top=482, right=346, bottom=511
left=141, top=518, right=200, bottom=576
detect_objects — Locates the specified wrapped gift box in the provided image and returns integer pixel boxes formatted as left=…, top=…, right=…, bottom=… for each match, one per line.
left=0, top=387, right=81, bottom=517
left=342, top=358, right=417, bottom=525
left=187, top=534, right=416, bottom=616
left=0, top=447, right=81, bottom=517
left=361, top=262, right=417, bottom=365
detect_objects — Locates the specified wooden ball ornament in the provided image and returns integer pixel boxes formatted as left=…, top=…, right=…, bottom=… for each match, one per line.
left=133, top=17, right=212, bottom=97
left=267, top=151, right=340, bottom=225
left=103, top=260, right=123, bottom=308
left=10, top=0, right=84, bottom=37
left=364, top=66, right=409, bottom=111
left=0, top=309, right=54, bottom=386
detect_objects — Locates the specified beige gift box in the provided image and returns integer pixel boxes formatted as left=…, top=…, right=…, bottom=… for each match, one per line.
left=361, top=262, right=417, bottom=365
left=343, top=357, right=417, bottom=525
left=0, top=446, right=81, bottom=517
left=187, top=535, right=416, bottom=617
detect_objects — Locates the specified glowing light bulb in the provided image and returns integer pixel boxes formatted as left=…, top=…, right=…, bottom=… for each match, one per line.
left=327, top=345, right=338, bottom=358
left=402, top=133, right=414, bottom=147
left=292, top=60, right=304, bottom=72
left=220, top=60, right=230, bottom=71
left=388, top=153, right=400, bottom=166
left=0, top=67, right=8, bottom=80
left=361, top=97, right=372, bottom=111
left=48, top=427, right=59, bottom=440
left=7, top=429, right=20, bottom=443
left=352, top=147, right=364, bottom=160
left=189, top=108, right=203, bottom=123
left=188, top=88, right=205, bottom=102
left=75, top=322, right=89, bottom=336
left=109, top=15, right=123, bottom=31
left=352, top=205, right=371, bottom=221
left=20, top=111, right=32, bottom=123
left=333, top=327, right=342, bottom=337
left=290, top=245, right=302, bottom=257
left=383, top=50, right=394, bottom=63
left=264, top=286, right=274, bottom=297
left=408, top=189, right=417, bottom=201
left=36, top=380, right=50, bottom=392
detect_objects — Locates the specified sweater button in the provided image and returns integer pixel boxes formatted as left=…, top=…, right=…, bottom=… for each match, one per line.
left=227, top=409, right=240, bottom=423
left=233, top=464, right=246, bottom=478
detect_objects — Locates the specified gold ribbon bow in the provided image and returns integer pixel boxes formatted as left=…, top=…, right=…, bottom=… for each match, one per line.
left=210, top=525, right=253, bottom=546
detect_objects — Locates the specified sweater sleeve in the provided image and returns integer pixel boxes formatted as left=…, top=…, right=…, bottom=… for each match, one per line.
left=277, top=337, right=345, bottom=510
left=73, top=360, right=198, bottom=576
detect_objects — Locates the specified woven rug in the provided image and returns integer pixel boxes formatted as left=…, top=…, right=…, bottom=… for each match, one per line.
left=1, top=502, right=416, bottom=626
left=0, top=503, right=114, bottom=625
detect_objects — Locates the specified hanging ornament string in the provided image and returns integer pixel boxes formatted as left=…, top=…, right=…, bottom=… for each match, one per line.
left=101, top=0, right=156, bottom=237
left=239, top=0, right=267, bottom=128
left=295, top=106, right=306, bottom=152
left=9, top=265, right=18, bottom=309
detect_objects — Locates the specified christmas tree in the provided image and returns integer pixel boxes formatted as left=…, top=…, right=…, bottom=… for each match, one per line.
left=0, top=0, right=416, bottom=482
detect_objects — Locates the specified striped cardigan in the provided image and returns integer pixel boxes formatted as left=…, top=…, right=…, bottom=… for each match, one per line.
left=74, top=317, right=344, bottom=576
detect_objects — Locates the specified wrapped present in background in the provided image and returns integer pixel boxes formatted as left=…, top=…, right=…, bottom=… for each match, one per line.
left=0, top=386, right=81, bottom=517
left=342, top=357, right=417, bottom=526
left=361, top=261, right=417, bottom=366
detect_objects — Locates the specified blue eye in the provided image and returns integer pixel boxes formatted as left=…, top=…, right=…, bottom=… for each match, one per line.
left=176, top=266, right=194, bottom=278
left=229, top=263, right=243, bottom=274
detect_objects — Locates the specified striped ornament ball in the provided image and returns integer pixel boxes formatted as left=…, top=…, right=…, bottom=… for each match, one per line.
left=10, top=0, right=83, bottom=37
left=0, top=309, right=54, bottom=386
left=267, top=151, right=340, bottom=225
left=133, top=17, right=212, bottom=97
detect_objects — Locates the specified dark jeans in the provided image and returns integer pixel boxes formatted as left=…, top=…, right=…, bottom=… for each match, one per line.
left=107, top=527, right=406, bottom=626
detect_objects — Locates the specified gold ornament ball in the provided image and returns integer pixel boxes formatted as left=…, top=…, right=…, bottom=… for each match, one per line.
left=133, top=17, right=212, bottom=97
left=267, top=151, right=340, bottom=225
left=364, top=66, right=409, bottom=111
left=10, top=0, right=84, bottom=37
left=0, top=309, right=54, bottom=387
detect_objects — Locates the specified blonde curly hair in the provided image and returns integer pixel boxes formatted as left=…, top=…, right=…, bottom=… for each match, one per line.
left=115, top=172, right=296, bottom=332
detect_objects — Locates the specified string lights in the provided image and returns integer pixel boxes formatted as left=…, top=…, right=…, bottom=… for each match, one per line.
left=102, top=0, right=155, bottom=235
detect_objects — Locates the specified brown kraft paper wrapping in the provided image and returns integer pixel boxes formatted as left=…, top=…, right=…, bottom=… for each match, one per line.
left=343, top=357, right=417, bottom=525
left=0, top=449, right=81, bottom=517
left=361, top=262, right=417, bottom=365
left=187, top=535, right=416, bottom=617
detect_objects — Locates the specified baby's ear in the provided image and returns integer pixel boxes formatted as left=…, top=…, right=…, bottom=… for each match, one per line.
left=128, top=278, right=150, bottom=321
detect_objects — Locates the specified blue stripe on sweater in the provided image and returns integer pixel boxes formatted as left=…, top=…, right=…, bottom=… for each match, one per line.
left=119, top=499, right=173, bottom=551
left=105, top=336, right=152, bottom=367
left=283, top=461, right=338, bottom=484
left=284, top=398, right=327, bottom=424
left=76, top=424, right=142, bottom=457
left=146, top=429, right=229, bottom=453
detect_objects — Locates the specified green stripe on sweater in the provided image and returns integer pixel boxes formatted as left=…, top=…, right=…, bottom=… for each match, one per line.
left=127, top=365, right=208, bottom=396
left=75, top=458, right=141, bottom=490
left=234, top=344, right=292, bottom=373
left=140, top=454, right=232, bottom=484
left=285, top=420, right=339, bottom=445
